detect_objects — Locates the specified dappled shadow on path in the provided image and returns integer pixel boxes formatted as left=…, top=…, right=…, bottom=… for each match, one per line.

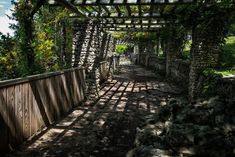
left=6, top=64, right=184, bottom=157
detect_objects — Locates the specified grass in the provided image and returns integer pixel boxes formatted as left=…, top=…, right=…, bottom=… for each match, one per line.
left=215, top=69, right=235, bottom=76
left=220, top=36, right=235, bottom=72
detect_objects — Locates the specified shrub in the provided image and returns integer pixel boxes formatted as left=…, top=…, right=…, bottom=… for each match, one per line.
left=115, top=45, right=128, bottom=55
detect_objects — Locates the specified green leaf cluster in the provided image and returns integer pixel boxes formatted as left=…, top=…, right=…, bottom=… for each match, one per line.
left=0, top=33, right=18, bottom=80
left=115, top=45, right=128, bottom=55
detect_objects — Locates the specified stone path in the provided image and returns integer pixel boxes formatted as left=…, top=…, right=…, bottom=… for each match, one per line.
left=7, top=64, right=184, bottom=157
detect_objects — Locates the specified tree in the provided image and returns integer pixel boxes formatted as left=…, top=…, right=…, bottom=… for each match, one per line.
left=0, top=33, right=18, bottom=79
left=12, top=0, right=46, bottom=75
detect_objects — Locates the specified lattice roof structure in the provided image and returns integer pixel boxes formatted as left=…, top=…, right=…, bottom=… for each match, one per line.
left=49, top=0, right=196, bottom=32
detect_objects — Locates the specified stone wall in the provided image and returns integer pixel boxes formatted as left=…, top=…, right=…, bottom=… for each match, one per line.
left=137, top=40, right=155, bottom=66
left=138, top=54, right=147, bottom=66
left=148, top=56, right=166, bottom=74
left=212, top=76, right=235, bottom=103
left=137, top=53, right=234, bottom=102
left=137, top=55, right=190, bottom=88
left=170, top=59, right=190, bottom=87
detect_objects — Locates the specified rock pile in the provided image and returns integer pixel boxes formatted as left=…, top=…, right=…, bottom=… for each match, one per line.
left=127, top=97, right=235, bottom=157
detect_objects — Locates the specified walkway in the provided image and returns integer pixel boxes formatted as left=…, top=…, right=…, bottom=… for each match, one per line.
left=7, top=63, right=184, bottom=157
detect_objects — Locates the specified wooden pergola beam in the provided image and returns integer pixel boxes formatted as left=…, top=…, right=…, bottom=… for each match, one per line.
left=101, top=25, right=163, bottom=28
left=73, top=0, right=195, bottom=6
left=104, top=28, right=161, bottom=32
left=54, top=0, right=86, bottom=17
left=71, top=15, right=163, bottom=19
left=101, top=22, right=166, bottom=26
left=78, top=6, right=92, bottom=15
left=102, top=5, right=111, bottom=15
left=50, top=0, right=196, bottom=6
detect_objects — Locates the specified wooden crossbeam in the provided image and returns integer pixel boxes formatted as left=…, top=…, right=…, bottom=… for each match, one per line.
left=138, top=6, right=141, bottom=16
left=140, top=19, right=143, bottom=29
left=71, top=15, right=163, bottom=19
left=101, top=24, right=163, bottom=28
left=103, top=28, right=161, bottom=32
left=150, top=0, right=154, bottom=15
left=102, top=5, right=111, bottom=15
left=126, top=5, right=132, bottom=16
left=78, top=6, right=92, bottom=15
left=54, top=0, right=86, bottom=17
left=114, top=5, right=122, bottom=16
left=100, top=19, right=169, bottom=25
left=90, top=6, right=101, bottom=16
left=72, top=0, right=195, bottom=6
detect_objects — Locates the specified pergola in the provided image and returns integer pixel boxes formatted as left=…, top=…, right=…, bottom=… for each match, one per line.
left=48, top=0, right=196, bottom=32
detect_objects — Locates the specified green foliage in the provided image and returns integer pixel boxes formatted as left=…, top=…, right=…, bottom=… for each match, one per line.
left=33, top=31, right=57, bottom=72
left=33, top=5, right=74, bottom=70
left=229, top=24, right=235, bottom=35
left=0, top=33, right=18, bottom=80
left=201, top=68, right=223, bottom=98
left=182, top=39, right=192, bottom=59
left=115, top=45, right=128, bottom=55
left=219, top=36, right=235, bottom=70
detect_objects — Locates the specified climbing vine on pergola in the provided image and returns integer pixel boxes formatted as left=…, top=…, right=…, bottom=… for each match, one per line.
left=49, top=0, right=196, bottom=32
left=13, top=0, right=235, bottom=101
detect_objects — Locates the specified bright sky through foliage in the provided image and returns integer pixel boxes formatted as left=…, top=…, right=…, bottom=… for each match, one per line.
left=0, top=0, right=15, bottom=35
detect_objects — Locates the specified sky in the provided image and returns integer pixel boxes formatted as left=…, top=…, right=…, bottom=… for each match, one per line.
left=0, top=0, right=16, bottom=35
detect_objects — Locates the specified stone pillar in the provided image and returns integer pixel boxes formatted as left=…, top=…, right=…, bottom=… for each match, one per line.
left=165, top=26, right=185, bottom=77
left=189, top=25, right=221, bottom=101
left=156, top=35, right=160, bottom=56
left=104, top=34, right=116, bottom=76
left=100, top=32, right=108, bottom=60
left=73, top=20, right=102, bottom=100
left=145, top=41, right=155, bottom=67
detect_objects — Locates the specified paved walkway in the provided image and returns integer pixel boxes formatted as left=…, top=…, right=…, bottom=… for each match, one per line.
left=7, top=63, right=184, bottom=157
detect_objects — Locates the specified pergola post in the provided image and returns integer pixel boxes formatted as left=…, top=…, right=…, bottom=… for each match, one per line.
left=156, top=33, right=160, bottom=56
left=165, top=25, right=185, bottom=77
left=72, top=20, right=103, bottom=100
left=189, top=21, right=225, bottom=101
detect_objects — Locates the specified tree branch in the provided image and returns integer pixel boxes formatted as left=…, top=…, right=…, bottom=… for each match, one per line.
left=30, top=0, right=46, bottom=17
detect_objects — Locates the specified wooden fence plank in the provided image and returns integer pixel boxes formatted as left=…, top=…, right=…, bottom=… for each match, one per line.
left=31, top=81, right=46, bottom=131
left=72, top=71, right=79, bottom=106
left=35, top=79, right=52, bottom=125
left=0, top=89, right=9, bottom=155
left=61, top=74, right=71, bottom=113
left=55, top=75, right=65, bottom=116
left=7, top=86, right=16, bottom=149
left=65, top=72, right=73, bottom=110
left=29, top=84, right=36, bottom=137
left=23, top=84, right=30, bottom=139
left=14, top=85, right=24, bottom=144
left=46, top=78, right=55, bottom=122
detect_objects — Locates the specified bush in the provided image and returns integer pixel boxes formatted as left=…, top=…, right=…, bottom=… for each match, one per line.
left=115, top=45, right=128, bottom=55
left=0, top=33, right=19, bottom=80
left=200, top=68, right=223, bottom=98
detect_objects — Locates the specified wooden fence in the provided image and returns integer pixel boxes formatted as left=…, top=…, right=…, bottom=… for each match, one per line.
left=0, top=67, right=86, bottom=155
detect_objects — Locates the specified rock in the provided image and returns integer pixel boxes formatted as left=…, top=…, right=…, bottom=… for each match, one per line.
left=134, top=145, right=173, bottom=157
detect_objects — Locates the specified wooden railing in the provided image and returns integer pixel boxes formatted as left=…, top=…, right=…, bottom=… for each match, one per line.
left=0, top=67, right=86, bottom=155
